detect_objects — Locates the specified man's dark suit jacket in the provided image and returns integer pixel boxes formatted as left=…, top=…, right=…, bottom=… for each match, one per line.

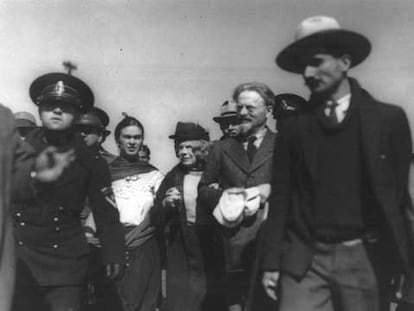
left=198, top=129, right=276, bottom=271
left=262, top=78, right=414, bottom=280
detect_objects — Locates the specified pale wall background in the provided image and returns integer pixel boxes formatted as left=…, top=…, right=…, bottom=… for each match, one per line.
left=2, top=0, right=414, bottom=173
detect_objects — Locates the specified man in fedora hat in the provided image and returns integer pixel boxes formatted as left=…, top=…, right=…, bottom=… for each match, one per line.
left=14, top=111, right=38, bottom=140
left=262, top=16, right=413, bottom=311
left=12, top=72, right=125, bottom=311
left=213, top=100, right=241, bottom=140
left=199, top=82, right=277, bottom=311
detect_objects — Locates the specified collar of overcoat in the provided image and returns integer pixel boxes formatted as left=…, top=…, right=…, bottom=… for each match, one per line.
left=223, top=129, right=276, bottom=175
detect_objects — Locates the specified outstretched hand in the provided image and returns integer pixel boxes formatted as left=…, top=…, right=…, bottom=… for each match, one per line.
left=34, top=147, right=75, bottom=183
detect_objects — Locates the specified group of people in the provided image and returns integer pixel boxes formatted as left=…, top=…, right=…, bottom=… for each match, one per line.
left=2, top=14, right=414, bottom=311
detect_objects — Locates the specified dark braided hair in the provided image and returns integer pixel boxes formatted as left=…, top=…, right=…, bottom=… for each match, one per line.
left=114, top=112, right=145, bottom=143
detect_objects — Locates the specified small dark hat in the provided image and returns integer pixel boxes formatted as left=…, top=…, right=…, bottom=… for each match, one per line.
left=273, top=93, right=307, bottom=119
left=169, top=122, right=209, bottom=143
left=213, top=100, right=238, bottom=123
left=77, top=107, right=111, bottom=136
left=30, top=72, right=94, bottom=110
left=276, top=16, right=371, bottom=73
left=14, top=111, right=37, bottom=128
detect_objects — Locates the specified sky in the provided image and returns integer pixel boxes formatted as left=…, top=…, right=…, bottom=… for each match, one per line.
left=1, top=0, right=414, bottom=173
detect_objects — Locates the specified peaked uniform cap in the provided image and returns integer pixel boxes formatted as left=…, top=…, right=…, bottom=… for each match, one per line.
left=30, top=72, right=94, bottom=110
left=14, top=111, right=37, bottom=128
left=77, top=107, right=111, bottom=136
left=213, top=100, right=239, bottom=123
left=276, top=16, right=371, bottom=73
left=273, top=93, right=307, bottom=119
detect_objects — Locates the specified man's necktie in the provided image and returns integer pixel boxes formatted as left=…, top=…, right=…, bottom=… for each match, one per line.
left=246, top=136, right=257, bottom=162
left=325, top=101, right=339, bottom=126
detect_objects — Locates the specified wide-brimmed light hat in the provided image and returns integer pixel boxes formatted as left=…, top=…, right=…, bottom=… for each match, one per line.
left=276, top=16, right=371, bottom=73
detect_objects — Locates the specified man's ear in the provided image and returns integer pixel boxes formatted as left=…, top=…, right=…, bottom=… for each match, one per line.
left=266, top=104, right=273, bottom=118
left=339, top=54, right=352, bottom=72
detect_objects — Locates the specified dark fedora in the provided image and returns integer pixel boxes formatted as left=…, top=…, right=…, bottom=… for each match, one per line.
left=169, top=122, right=209, bottom=144
left=30, top=72, right=94, bottom=111
left=276, top=16, right=371, bottom=73
left=273, top=93, right=307, bottom=119
left=213, top=100, right=238, bottom=123
left=77, top=107, right=111, bottom=136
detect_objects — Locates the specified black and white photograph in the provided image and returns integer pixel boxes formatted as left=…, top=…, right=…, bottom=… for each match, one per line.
left=1, top=0, right=414, bottom=310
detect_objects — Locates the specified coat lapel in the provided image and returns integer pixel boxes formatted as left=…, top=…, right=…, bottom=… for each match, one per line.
left=223, top=138, right=250, bottom=174
left=249, top=130, right=276, bottom=173
left=351, top=80, right=382, bottom=177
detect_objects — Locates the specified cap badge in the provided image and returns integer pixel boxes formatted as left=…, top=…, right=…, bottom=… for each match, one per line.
left=54, top=81, right=65, bottom=96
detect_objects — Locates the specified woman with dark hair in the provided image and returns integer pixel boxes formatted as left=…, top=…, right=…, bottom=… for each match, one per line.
left=155, top=122, right=225, bottom=311
left=110, top=113, right=164, bottom=311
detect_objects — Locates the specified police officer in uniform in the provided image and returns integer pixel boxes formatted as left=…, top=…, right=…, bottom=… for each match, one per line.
left=76, top=107, right=121, bottom=310
left=272, top=93, right=307, bottom=133
left=76, top=107, right=116, bottom=163
left=12, top=72, right=125, bottom=311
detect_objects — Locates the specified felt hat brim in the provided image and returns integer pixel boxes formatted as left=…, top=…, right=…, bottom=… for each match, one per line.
left=213, top=114, right=239, bottom=123
left=276, top=29, right=371, bottom=73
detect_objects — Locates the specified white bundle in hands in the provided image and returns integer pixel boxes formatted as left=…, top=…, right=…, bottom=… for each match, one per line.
left=213, top=187, right=261, bottom=228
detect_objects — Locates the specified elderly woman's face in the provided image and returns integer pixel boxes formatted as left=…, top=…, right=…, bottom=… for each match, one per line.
left=177, top=140, right=199, bottom=168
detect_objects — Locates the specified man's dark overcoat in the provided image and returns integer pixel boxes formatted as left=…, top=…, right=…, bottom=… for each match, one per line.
left=262, top=78, right=414, bottom=280
left=198, top=130, right=276, bottom=272
left=12, top=128, right=125, bottom=286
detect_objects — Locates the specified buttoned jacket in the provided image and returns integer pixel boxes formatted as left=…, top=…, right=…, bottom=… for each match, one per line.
left=13, top=128, right=125, bottom=286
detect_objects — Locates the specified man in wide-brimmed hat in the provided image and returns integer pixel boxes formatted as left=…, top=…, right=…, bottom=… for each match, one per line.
left=12, top=72, right=125, bottom=311
left=213, top=100, right=241, bottom=139
left=262, top=16, right=413, bottom=311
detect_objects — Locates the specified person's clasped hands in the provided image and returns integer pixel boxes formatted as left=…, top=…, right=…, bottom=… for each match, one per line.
left=162, top=187, right=182, bottom=208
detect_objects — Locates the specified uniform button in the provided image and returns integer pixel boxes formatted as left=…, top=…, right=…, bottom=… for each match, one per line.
left=15, top=212, right=21, bottom=217
left=18, top=241, right=23, bottom=246
left=53, top=217, right=59, bottom=222
left=58, top=206, right=64, bottom=211
left=52, top=244, right=59, bottom=249
left=380, top=154, right=387, bottom=159
left=55, top=226, right=60, bottom=232
left=20, top=222, right=25, bottom=226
